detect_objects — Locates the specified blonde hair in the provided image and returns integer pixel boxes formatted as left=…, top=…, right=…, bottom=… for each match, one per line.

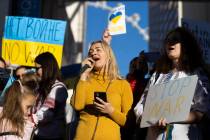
left=89, top=40, right=122, bottom=80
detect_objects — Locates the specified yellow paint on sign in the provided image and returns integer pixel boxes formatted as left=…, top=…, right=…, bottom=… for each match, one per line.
left=148, top=96, right=186, bottom=117
left=2, top=38, right=63, bottom=67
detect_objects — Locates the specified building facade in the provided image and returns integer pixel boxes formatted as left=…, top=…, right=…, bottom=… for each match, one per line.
left=149, top=1, right=210, bottom=56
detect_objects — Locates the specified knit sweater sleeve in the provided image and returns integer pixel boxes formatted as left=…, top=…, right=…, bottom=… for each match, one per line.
left=109, top=80, right=133, bottom=126
left=71, top=80, right=87, bottom=111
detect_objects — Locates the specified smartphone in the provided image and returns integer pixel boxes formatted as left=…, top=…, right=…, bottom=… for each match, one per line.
left=94, top=92, right=107, bottom=103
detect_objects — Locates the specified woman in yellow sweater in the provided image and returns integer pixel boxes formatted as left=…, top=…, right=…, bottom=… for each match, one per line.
left=71, top=30, right=133, bottom=140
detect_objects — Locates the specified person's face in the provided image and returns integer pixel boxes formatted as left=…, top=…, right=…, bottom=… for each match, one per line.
left=166, top=43, right=181, bottom=62
left=35, top=63, right=42, bottom=78
left=88, top=42, right=107, bottom=71
left=16, top=68, right=26, bottom=79
left=0, top=61, right=5, bottom=68
left=21, top=94, right=36, bottom=118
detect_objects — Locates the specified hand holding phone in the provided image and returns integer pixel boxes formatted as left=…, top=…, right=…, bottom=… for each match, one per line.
left=94, top=92, right=114, bottom=115
left=94, top=92, right=107, bottom=103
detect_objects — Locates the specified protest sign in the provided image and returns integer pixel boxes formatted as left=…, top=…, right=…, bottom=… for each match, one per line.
left=2, top=16, right=66, bottom=67
left=140, top=75, right=198, bottom=128
left=108, top=5, right=126, bottom=35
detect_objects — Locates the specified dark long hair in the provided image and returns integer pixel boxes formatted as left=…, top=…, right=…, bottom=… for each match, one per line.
left=0, top=73, right=39, bottom=136
left=156, top=27, right=205, bottom=74
left=34, top=52, right=61, bottom=102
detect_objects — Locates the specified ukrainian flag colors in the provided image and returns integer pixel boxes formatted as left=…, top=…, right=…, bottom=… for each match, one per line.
left=2, top=16, right=66, bottom=67
left=109, top=11, right=122, bottom=24
left=108, top=5, right=126, bottom=35
left=2, top=39, right=63, bottom=67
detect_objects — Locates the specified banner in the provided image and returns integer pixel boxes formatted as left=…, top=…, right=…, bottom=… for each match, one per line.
left=2, top=16, right=67, bottom=67
left=141, top=75, right=198, bottom=128
left=108, top=5, right=126, bottom=35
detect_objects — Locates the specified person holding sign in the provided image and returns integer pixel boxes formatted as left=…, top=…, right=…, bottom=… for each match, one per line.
left=71, top=30, right=133, bottom=140
left=134, top=27, right=210, bottom=140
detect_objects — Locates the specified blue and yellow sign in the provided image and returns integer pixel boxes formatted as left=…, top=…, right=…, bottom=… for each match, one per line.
left=108, top=5, right=126, bottom=35
left=2, top=16, right=66, bottom=67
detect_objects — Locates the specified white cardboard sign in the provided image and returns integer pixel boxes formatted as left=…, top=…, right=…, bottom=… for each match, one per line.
left=141, top=75, right=198, bottom=128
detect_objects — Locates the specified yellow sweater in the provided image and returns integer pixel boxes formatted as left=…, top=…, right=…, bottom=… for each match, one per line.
left=71, top=74, right=133, bottom=140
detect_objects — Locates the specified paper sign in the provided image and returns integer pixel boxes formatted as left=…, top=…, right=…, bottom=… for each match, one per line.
left=108, top=5, right=126, bottom=35
left=140, top=75, right=198, bottom=128
left=2, top=16, right=66, bottom=67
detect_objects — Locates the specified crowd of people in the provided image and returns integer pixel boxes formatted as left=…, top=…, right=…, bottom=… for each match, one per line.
left=0, top=26, right=210, bottom=140
left=0, top=53, right=68, bottom=140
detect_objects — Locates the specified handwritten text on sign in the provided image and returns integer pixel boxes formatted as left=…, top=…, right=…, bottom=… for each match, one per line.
left=2, top=16, right=66, bottom=67
left=2, top=39, right=63, bottom=67
left=140, top=75, right=198, bottom=128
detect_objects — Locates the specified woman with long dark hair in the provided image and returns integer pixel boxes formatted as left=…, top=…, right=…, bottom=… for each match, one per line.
left=134, top=27, right=210, bottom=140
left=33, top=52, right=68, bottom=140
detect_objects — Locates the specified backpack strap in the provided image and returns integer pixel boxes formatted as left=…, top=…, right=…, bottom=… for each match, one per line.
left=0, top=131, right=19, bottom=136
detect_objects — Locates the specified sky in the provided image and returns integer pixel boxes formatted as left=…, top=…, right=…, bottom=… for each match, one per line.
left=85, top=1, right=148, bottom=77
